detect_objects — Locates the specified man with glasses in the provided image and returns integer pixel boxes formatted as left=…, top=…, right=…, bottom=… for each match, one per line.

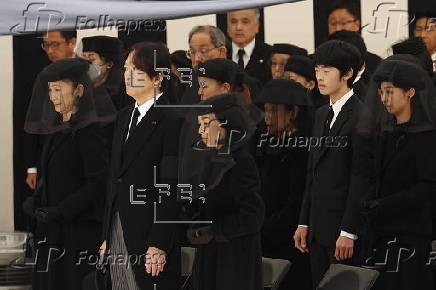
left=180, top=25, right=227, bottom=104
left=413, top=11, right=436, bottom=72
left=41, top=31, right=77, bottom=62
left=25, top=31, right=77, bottom=191
left=327, top=1, right=381, bottom=77
left=227, top=8, right=272, bottom=86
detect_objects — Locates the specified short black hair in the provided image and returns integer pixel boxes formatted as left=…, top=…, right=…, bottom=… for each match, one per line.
left=328, top=30, right=366, bottom=68
left=314, top=40, right=362, bottom=88
left=60, top=31, right=77, bottom=42
left=327, top=0, right=361, bottom=21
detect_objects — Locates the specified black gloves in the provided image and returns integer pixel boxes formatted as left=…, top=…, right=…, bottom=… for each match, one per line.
left=361, top=199, right=382, bottom=224
left=34, top=207, right=63, bottom=223
left=187, top=226, right=214, bottom=245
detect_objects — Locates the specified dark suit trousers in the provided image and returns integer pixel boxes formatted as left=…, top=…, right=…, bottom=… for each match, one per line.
left=309, top=238, right=359, bottom=289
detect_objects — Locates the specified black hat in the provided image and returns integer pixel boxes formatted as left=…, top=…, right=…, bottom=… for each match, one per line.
left=272, top=43, right=307, bottom=56
left=170, top=50, right=191, bottom=69
left=39, top=58, right=89, bottom=83
left=373, top=60, right=426, bottom=90
left=392, top=37, right=428, bottom=55
left=256, top=79, right=313, bottom=106
left=82, top=36, right=123, bottom=65
left=284, top=55, right=316, bottom=81
left=196, top=93, right=238, bottom=116
left=197, top=58, right=237, bottom=83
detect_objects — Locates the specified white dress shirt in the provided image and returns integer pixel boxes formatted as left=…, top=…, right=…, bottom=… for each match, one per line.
left=125, top=92, right=162, bottom=141
left=353, top=67, right=365, bottom=84
left=299, top=88, right=358, bottom=241
left=432, top=52, right=436, bottom=72
left=231, top=38, right=256, bottom=68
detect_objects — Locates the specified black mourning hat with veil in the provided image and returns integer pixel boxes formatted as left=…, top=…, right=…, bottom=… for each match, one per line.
left=363, top=56, right=436, bottom=134
left=179, top=93, right=256, bottom=202
left=24, top=58, right=116, bottom=134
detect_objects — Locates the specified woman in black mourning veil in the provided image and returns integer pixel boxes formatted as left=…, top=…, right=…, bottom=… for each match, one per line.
left=360, top=58, right=436, bottom=290
left=183, top=93, right=265, bottom=290
left=254, top=79, right=313, bottom=290
left=22, top=58, right=114, bottom=290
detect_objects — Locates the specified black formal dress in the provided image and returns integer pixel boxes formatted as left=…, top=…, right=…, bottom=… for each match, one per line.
left=365, top=127, right=436, bottom=290
left=227, top=40, right=272, bottom=86
left=299, top=94, right=371, bottom=287
left=257, top=134, right=312, bottom=290
left=30, top=123, right=109, bottom=290
left=102, top=93, right=183, bottom=289
left=191, top=148, right=265, bottom=290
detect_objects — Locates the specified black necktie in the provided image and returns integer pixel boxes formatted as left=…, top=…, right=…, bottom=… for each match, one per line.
left=324, top=105, right=334, bottom=136
left=237, top=49, right=245, bottom=68
left=127, top=108, right=140, bottom=140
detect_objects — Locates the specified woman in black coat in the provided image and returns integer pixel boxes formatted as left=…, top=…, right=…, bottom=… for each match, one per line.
left=23, top=58, right=113, bottom=290
left=185, top=93, right=265, bottom=290
left=361, top=59, right=436, bottom=290
left=254, top=79, right=313, bottom=290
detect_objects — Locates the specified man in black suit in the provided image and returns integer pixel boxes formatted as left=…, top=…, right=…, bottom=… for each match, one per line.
left=293, top=40, right=370, bottom=288
left=327, top=0, right=381, bottom=76
left=226, top=8, right=272, bottom=86
left=101, top=42, right=182, bottom=289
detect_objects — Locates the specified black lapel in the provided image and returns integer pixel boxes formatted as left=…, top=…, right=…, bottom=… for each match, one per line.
left=246, top=42, right=267, bottom=71
left=117, top=95, right=167, bottom=177
left=380, top=133, right=408, bottom=174
left=46, top=132, right=71, bottom=163
left=111, top=105, right=134, bottom=177
left=312, top=105, right=329, bottom=167
left=314, top=95, right=357, bottom=167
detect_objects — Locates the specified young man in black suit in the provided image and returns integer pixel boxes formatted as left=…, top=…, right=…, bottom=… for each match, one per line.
left=226, top=8, right=272, bottom=86
left=101, top=42, right=183, bottom=289
left=294, top=40, right=370, bottom=288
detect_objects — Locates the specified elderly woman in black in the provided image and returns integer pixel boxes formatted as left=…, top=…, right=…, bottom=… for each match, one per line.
left=183, top=93, right=265, bottom=290
left=23, top=58, right=114, bottom=290
left=361, top=59, right=436, bottom=290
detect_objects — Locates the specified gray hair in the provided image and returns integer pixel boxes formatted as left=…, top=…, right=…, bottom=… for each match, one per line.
left=227, top=8, right=260, bottom=22
left=188, top=25, right=226, bottom=48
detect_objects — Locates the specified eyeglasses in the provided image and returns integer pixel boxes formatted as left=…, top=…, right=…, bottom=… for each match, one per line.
left=186, top=47, right=219, bottom=59
left=328, top=19, right=357, bottom=28
left=414, top=24, right=436, bottom=32
left=41, top=41, right=67, bottom=50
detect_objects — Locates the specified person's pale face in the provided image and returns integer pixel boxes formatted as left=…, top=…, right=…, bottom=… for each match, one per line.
left=198, top=113, right=226, bottom=147
left=42, top=32, right=76, bottom=62
left=284, top=71, right=316, bottom=90
left=48, top=80, right=82, bottom=120
left=414, top=17, right=436, bottom=54
left=198, top=77, right=230, bottom=100
left=227, top=10, right=260, bottom=48
left=328, top=9, right=360, bottom=35
left=82, top=52, right=113, bottom=78
left=189, top=32, right=226, bottom=69
left=379, top=82, right=413, bottom=118
left=271, top=53, right=291, bottom=79
left=124, top=52, right=156, bottom=102
left=264, top=103, right=297, bottom=137
left=315, top=65, right=349, bottom=97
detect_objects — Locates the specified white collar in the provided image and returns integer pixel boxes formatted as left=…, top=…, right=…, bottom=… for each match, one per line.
left=431, top=52, right=436, bottom=72
left=329, top=89, right=354, bottom=127
left=232, top=38, right=256, bottom=60
left=134, top=92, right=163, bottom=121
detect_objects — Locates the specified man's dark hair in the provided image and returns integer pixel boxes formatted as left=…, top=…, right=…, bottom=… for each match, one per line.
left=327, top=0, right=361, bottom=21
left=314, top=40, right=362, bottom=88
left=60, top=31, right=77, bottom=42
left=328, top=30, right=366, bottom=68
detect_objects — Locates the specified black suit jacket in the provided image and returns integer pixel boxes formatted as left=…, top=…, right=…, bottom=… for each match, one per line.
left=371, top=130, right=436, bottom=238
left=227, top=39, right=272, bottom=86
left=299, top=94, right=371, bottom=246
left=102, top=93, right=183, bottom=289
